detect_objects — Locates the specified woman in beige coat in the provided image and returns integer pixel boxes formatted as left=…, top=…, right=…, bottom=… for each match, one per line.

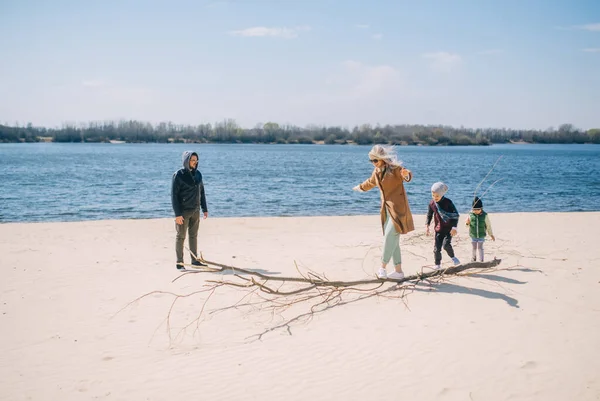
left=353, top=145, right=415, bottom=280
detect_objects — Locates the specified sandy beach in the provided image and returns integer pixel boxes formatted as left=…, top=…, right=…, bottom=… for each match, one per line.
left=1, top=212, right=599, bottom=401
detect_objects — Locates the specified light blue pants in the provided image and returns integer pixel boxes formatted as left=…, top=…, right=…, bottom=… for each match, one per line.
left=382, top=211, right=402, bottom=266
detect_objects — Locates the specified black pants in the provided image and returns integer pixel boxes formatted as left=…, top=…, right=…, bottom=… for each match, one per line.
left=434, top=230, right=455, bottom=265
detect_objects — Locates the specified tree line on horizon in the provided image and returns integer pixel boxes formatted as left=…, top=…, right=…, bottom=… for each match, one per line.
left=1, top=120, right=599, bottom=145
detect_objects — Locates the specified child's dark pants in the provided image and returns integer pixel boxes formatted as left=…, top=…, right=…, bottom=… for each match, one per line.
left=434, top=230, right=455, bottom=265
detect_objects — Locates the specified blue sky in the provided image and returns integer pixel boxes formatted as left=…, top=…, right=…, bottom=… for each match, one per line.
left=1, top=0, right=599, bottom=130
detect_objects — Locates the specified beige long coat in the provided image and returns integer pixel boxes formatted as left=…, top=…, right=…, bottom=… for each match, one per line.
left=358, top=165, right=415, bottom=235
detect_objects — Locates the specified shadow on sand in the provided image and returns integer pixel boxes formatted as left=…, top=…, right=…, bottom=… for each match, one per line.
left=412, top=276, right=522, bottom=308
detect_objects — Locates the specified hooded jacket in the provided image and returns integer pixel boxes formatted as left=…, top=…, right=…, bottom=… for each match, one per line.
left=171, top=151, right=208, bottom=216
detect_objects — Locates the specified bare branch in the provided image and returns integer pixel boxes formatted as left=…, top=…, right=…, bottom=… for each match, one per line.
left=122, top=258, right=504, bottom=344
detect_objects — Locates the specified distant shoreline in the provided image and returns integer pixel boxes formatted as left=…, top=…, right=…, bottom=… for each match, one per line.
left=2, top=139, right=600, bottom=146
left=3, top=122, right=598, bottom=146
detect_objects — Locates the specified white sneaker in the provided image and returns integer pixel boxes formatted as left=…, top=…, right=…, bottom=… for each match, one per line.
left=387, top=271, right=405, bottom=280
left=452, top=257, right=461, bottom=266
left=377, top=268, right=387, bottom=279
left=432, top=264, right=442, bottom=270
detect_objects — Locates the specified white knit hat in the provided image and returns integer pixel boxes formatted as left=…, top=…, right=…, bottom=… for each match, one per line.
left=431, top=182, right=448, bottom=196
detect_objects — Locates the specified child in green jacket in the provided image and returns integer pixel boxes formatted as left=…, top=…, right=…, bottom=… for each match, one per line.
left=465, top=196, right=495, bottom=262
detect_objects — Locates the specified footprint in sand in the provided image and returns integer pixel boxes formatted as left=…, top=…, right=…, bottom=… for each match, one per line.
left=520, top=360, right=537, bottom=369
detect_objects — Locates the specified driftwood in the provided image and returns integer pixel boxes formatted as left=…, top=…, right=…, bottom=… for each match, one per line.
left=178, top=257, right=502, bottom=287
left=119, top=256, right=503, bottom=343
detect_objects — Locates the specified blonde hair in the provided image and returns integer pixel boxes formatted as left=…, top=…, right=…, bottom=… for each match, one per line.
left=368, top=144, right=403, bottom=168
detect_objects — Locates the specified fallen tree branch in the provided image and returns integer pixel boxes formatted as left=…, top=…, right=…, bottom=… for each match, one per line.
left=190, top=255, right=502, bottom=288
left=117, top=256, right=504, bottom=344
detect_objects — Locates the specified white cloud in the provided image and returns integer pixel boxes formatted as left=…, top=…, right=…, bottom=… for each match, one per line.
left=353, top=65, right=399, bottom=96
left=341, top=60, right=363, bottom=70
left=284, top=61, right=437, bottom=127
left=582, top=48, right=600, bottom=52
left=422, top=52, right=462, bottom=72
left=478, top=49, right=503, bottom=55
left=326, top=60, right=402, bottom=99
left=372, top=33, right=383, bottom=40
left=577, top=23, right=600, bottom=31
left=355, top=24, right=369, bottom=29
left=229, top=26, right=310, bottom=39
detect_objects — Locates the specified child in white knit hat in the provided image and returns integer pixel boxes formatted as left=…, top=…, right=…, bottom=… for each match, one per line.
left=425, top=182, right=461, bottom=269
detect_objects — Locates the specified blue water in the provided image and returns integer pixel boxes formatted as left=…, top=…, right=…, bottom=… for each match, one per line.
left=0, top=143, right=599, bottom=223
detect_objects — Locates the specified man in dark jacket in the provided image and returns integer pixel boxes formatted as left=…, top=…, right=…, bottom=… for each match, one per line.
left=171, top=151, right=208, bottom=270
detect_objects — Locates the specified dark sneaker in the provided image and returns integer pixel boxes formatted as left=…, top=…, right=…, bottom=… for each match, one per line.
left=191, top=260, right=208, bottom=267
left=176, top=263, right=185, bottom=271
